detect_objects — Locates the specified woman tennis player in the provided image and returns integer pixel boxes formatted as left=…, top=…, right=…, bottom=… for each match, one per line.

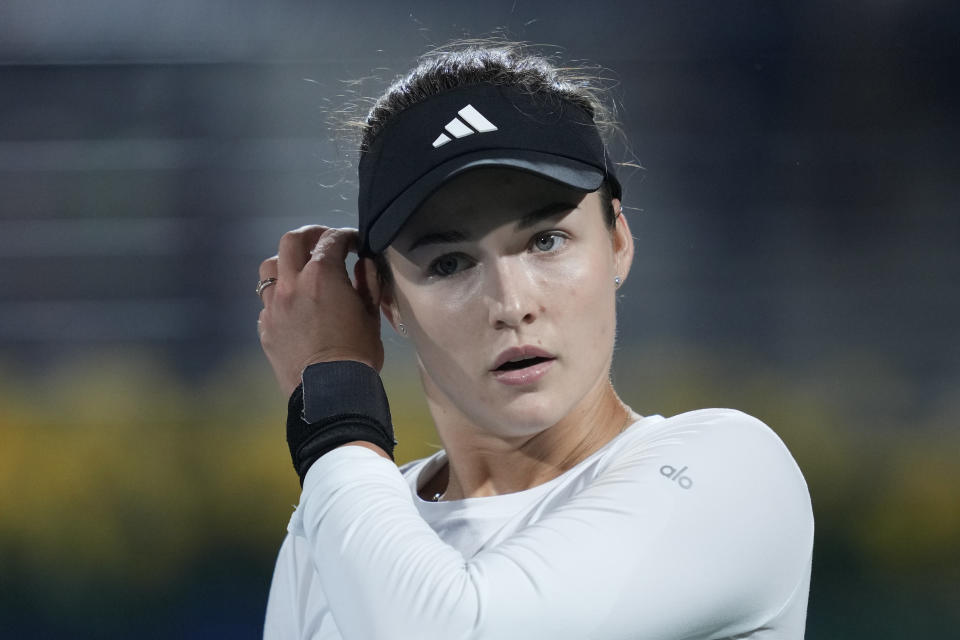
left=256, top=41, right=814, bottom=639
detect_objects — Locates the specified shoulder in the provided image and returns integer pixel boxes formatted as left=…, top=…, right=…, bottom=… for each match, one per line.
left=626, top=408, right=815, bottom=624
left=656, top=406, right=783, bottom=440
left=618, top=407, right=814, bottom=567
left=638, top=408, right=805, bottom=474
left=640, top=407, right=811, bottom=502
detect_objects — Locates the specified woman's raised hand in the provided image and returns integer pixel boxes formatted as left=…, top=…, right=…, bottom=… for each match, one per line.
left=257, top=226, right=384, bottom=397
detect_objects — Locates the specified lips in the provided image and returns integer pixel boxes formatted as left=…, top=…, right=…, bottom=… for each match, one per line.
left=490, top=346, right=557, bottom=386
left=491, top=345, right=556, bottom=372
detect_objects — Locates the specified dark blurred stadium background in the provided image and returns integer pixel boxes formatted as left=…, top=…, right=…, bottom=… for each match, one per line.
left=1, top=1, right=957, bottom=637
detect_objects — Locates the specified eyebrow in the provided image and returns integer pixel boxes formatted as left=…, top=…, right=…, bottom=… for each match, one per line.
left=406, top=201, right=578, bottom=252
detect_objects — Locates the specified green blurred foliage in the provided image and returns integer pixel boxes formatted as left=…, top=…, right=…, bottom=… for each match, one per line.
left=0, top=345, right=957, bottom=627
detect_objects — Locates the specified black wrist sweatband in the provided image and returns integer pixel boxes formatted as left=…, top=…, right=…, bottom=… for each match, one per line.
left=286, top=361, right=397, bottom=486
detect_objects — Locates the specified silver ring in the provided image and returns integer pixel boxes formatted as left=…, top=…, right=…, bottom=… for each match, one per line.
left=256, top=277, right=278, bottom=297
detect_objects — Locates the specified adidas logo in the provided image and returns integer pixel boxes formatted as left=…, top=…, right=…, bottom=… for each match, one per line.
left=432, top=104, right=498, bottom=148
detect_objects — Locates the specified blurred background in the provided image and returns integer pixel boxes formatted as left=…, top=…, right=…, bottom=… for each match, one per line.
left=1, top=1, right=957, bottom=637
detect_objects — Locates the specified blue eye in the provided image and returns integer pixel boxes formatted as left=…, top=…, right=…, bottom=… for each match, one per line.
left=532, top=232, right=566, bottom=252
left=428, top=254, right=471, bottom=277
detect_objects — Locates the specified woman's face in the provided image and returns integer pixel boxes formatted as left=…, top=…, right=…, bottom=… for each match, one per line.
left=383, top=167, right=632, bottom=437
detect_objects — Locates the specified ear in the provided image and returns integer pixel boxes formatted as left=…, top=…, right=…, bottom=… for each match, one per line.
left=380, top=291, right=403, bottom=334
left=369, top=256, right=404, bottom=334
left=354, top=256, right=381, bottom=315
left=611, top=198, right=635, bottom=284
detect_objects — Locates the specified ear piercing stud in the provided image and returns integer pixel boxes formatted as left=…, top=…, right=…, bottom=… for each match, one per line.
left=614, top=276, right=622, bottom=288
left=398, top=323, right=407, bottom=335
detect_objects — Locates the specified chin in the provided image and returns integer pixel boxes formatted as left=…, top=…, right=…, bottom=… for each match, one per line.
left=476, top=392, right=572, bottom=436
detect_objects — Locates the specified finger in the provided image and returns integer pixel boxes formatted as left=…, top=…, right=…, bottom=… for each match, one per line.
left=278, top=225, right=328, bottom=283
left=354, top=256, right=382, bottom=314
left=257, top=308, right=267, bottom=339
left=258, top=255, right=278, bottom=280
left=258, top=255, right=279, bottom=306
left=307, top=228, right=359, bottom=283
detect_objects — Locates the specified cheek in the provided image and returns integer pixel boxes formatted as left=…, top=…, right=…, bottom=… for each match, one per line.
left=400, top=284, right=484, bottom=369
left=551, top=250, right=616, bottom=348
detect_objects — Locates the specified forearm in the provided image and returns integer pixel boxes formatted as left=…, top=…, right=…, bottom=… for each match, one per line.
left=296, top=448, right=479, bottom=639
left=339, top=440, right=391, bottom=458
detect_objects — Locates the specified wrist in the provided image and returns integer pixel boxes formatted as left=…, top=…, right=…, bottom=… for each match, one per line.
left=286, top=361, right=397, bottom=485
left=297, top=350, right=383, bottom=378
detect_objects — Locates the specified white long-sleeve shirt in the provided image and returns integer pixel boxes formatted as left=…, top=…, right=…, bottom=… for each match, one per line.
left=264, top=408, right=814, bottom=639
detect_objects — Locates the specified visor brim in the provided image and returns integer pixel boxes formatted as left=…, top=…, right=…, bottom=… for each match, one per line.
left=366, top=150, right=606, bottom=255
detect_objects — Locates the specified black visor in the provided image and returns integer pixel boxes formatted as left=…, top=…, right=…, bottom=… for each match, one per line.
left=358, top=83, right=621, bottom=255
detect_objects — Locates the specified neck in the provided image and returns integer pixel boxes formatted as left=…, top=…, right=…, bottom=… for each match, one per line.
left=420, top=371, right=632, bottom=502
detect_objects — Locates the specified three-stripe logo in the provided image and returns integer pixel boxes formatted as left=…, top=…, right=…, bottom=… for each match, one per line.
left=432, top=104, right=498, bottom=148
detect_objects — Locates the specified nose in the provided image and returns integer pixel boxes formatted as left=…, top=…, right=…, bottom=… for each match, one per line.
left=485, top=258, right=538, bottom=330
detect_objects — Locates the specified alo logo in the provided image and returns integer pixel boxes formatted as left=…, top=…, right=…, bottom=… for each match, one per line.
left=660, top=464, right=694, bottom=489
